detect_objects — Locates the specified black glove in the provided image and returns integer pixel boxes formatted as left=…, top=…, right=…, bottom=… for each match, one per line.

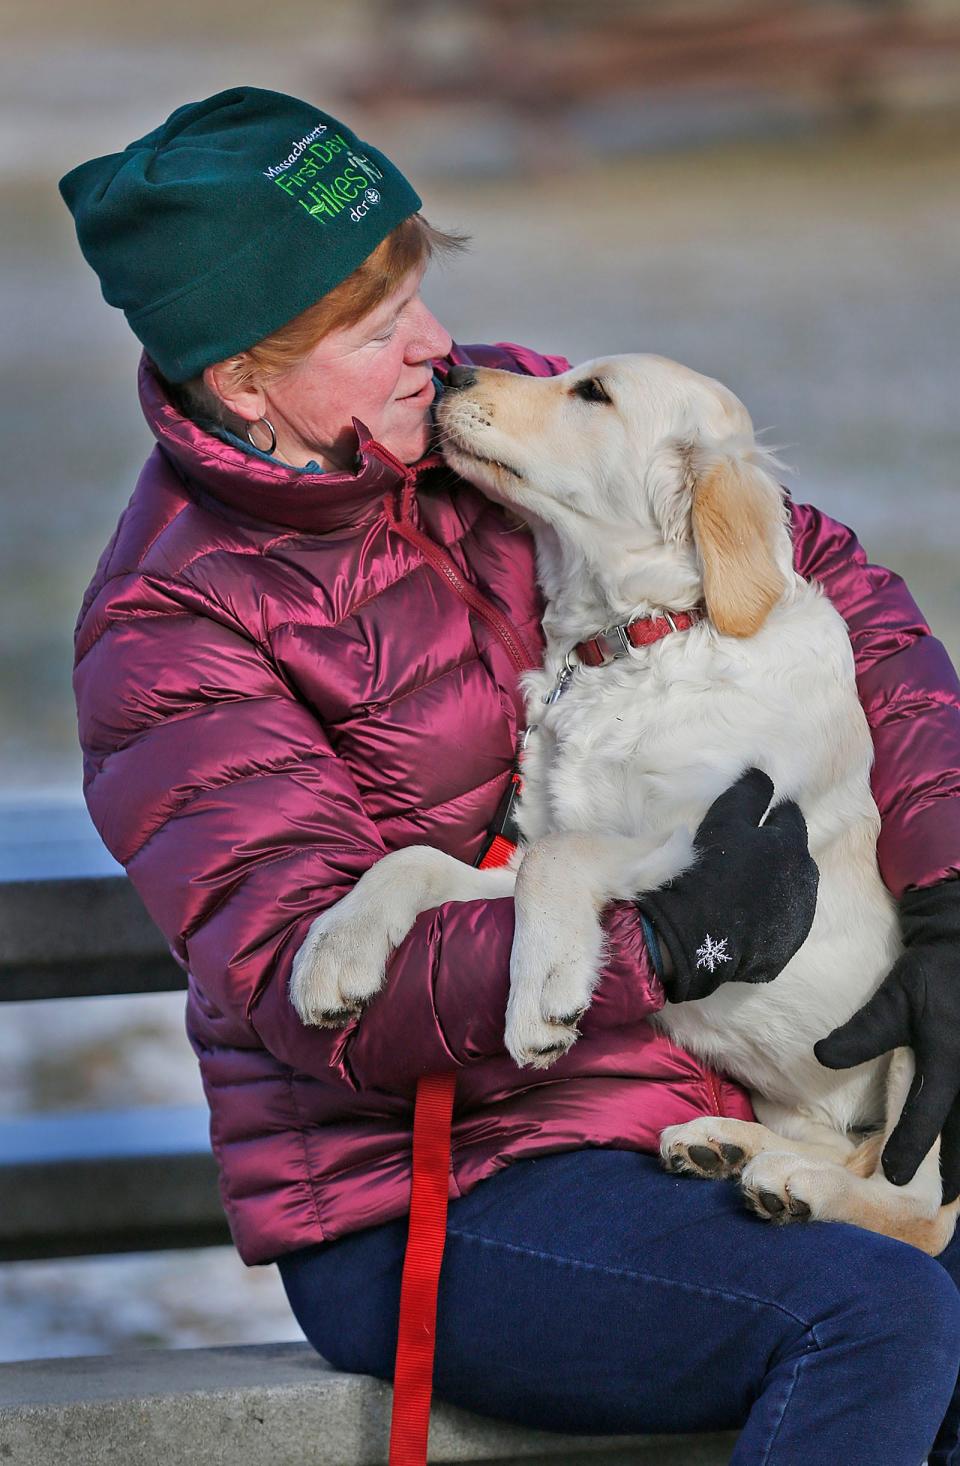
left=814, top=879, right=960, bottom=1200
left=638, top=767, right=819, bottom=1003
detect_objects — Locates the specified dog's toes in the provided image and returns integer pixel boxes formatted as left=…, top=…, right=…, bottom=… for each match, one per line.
left=553, top=1008, right=588, bottom=1028
left=505, top=1012, right=579, bottom=1070
left=745, top=1185, right=812, bottom=1224
left=527, top=1040, right=574, bottom=1067
left=757, top=1189, right=785, bottom=1217
left=290, top=954, right=381, bottom=1029
left=290, top=925, right=392, bottom=1029
left=688, top=1144, right=724, bottom=1174
left=741, top=1156, right=819, bottom=1226
left=524, top=1030, right=579, bottom=1069
left=659, top=1122, right=752, bottom=1181
left=311, top=1003, right=362, bottom=1028
left=538, top=956, right=595, bottom=1033
left=665, top=1141, right=733, bottom=1179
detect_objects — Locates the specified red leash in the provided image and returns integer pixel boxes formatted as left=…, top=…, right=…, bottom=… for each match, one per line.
left=388, top=790, right=520, bottom=1466
left=388, top=1070, right=456, bottom=1466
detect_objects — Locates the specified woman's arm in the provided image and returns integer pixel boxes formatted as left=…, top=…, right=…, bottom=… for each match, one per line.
left=75, top=595, right=661, bottom=1097
left=791, top=499, right=960, bottom=1192
left=790, top=498, right=960, bottom=894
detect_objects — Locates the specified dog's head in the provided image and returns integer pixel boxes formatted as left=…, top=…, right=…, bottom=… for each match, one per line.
left=437, top=354, right=789, bottom=637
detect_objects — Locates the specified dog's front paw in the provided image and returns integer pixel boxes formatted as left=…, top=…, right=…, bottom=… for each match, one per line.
left=660, top=1118, right=758, bottom=1180
left=505, top=1001, right=582, bottom=1070
left=740, top=1153, right=846, bottom=1226
left=289, top=908, right=390, bottom=1028
left=504, top=951, right=595, bottom=1069
left=504, top=842, right=605, bottom=1068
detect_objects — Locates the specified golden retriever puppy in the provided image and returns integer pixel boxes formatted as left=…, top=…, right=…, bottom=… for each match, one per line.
left=291, top=354, right=957, bottom=1255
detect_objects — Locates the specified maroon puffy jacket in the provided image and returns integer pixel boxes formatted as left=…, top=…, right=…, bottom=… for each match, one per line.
left=74, top=344, right=960, bottom=1264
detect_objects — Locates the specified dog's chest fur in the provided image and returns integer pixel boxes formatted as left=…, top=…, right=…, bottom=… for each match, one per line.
left=516, top=578, right=899, bottom=1132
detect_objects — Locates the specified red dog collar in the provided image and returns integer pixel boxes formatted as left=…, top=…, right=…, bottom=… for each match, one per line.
left=575, top=608, right=703, bottom=668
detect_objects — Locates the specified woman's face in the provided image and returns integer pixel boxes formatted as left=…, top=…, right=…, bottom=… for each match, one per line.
left=221, top=263, right=453, bottom=473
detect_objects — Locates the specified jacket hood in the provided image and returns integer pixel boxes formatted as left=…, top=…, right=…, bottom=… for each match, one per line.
left=137, top=352, right=446, bottom=534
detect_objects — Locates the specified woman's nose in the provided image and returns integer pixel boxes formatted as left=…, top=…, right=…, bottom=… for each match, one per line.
left=405, top=302, right=452, bottom=362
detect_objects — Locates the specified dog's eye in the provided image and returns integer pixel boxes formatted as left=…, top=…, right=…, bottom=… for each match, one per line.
left=573, top=377, right=611, bottom=405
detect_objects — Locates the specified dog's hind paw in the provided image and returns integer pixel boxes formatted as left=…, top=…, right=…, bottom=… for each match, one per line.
left=660, top=1118, right=756, bottom=1180
left=740, top=1153, right=846, bottom=1226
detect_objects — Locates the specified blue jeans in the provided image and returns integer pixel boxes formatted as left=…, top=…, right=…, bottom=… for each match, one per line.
left=279, top=1150, right=960, bottom=1465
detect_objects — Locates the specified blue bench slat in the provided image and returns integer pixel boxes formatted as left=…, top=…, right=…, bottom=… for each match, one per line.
left=0, top=1106, right=228, bottom=1260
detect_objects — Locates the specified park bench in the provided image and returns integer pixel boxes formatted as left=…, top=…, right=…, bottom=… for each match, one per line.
left=0, top=802, right=736, bottom=1464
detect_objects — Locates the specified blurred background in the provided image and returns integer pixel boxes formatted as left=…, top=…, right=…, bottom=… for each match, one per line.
left=2, top=0, right=958, bottom=1359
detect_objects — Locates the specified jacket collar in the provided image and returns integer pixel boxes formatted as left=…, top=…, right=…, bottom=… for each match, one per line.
left=137, top=353, right=446, bottom=534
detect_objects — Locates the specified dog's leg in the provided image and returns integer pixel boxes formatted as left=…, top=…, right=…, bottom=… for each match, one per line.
left=291, top=846, right=516, bottom=1027
left=739, top=1051, right=960, bottom=1255
left=505, top=828, right=693, bottom=1068
left=661, top=1104, right=855, bottom=1182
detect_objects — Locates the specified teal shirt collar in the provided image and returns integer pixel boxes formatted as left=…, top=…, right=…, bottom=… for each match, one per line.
left=211, top=423, right=325, bottom=473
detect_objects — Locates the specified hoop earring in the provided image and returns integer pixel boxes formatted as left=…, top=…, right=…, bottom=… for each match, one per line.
left=246, top=417, right=277, bottom=455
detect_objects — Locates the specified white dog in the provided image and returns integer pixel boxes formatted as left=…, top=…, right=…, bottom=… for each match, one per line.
left=290, top=354, right=957, bottom=1255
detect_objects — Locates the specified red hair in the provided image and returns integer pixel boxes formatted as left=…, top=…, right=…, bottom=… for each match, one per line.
left=164, top=214, right=467, bottom=426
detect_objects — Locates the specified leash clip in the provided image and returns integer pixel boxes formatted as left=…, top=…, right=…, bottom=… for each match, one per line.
left=543, top=652, right=576, bottom=705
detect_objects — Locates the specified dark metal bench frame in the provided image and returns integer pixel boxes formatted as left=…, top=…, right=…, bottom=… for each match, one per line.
left=0, top=832, right=228, bottom=1262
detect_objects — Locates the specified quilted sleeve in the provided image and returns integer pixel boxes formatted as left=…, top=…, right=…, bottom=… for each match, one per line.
left=450, top=341, right=572, bottom=378
left=790, top=500, right=960, bottom=895
left=75, top=585, right=661, bottom=1096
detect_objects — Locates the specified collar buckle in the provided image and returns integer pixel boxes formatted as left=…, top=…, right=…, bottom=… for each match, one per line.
left=613, top=622, right=634, bottom=655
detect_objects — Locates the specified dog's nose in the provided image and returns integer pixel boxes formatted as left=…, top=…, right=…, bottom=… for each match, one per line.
left=445, top=366, right=477, bottom=392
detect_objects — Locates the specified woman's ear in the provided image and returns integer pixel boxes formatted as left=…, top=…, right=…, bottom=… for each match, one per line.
left=691, top=448, right=787, bottom=638
left=203, top=357, right=266, bottom=425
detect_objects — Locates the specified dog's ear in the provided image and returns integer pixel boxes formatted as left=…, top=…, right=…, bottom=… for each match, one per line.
left=691, top=448, right=787, bottom=638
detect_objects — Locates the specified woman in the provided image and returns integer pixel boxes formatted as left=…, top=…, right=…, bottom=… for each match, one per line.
left=61, top=87, right=960, bottom=1463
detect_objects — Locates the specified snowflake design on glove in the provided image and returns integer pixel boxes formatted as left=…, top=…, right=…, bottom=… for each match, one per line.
left=696, top=934, right=731, bottom=973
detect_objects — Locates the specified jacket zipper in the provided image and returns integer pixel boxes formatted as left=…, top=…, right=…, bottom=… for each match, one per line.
left=704, top=1068, right=724, bottom=1117
left=376, top=448, right=538, bottom=681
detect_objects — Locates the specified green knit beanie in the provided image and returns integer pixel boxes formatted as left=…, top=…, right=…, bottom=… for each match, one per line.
left=59, top=86, right=422, bottom=383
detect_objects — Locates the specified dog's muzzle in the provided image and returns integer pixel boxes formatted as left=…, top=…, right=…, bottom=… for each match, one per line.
left=444, top=366, right=477, bottom=392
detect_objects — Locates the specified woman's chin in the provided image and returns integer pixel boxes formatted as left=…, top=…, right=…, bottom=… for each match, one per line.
left=381, top=414, right=433, bottom=465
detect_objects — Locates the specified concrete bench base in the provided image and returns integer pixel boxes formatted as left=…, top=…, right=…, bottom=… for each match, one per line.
left=0, top=1342, right=736, bottom=1465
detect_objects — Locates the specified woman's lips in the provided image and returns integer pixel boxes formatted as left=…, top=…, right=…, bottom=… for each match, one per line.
left=397, top=379, right=435, bottom=404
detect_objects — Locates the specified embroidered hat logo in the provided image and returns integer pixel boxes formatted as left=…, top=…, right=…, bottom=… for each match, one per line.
left=267, top=131, right=387, bottom=226
left=261, top=123, right=329, bottom=179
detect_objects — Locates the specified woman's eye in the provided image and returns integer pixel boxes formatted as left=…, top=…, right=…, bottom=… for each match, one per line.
left=573, top=377, right=611, bottom=404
